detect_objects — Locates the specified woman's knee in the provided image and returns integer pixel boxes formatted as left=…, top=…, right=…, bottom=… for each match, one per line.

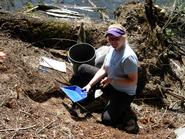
left=101, top=110, right=113, bottom=126
left=78, top=64, right=99, bottom=77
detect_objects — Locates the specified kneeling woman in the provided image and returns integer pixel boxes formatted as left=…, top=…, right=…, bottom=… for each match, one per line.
left=74, top=23, right=139, bottom=133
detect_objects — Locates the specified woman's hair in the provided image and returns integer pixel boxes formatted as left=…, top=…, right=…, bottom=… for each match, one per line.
left=106, top=23, right=127, bottom=37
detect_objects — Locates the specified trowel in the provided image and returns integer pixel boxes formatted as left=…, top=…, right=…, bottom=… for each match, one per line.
left=94, top=89, right=103, bottom=98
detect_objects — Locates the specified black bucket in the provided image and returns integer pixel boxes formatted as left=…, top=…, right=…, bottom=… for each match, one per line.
left=68, top=43, right=96, bottom=73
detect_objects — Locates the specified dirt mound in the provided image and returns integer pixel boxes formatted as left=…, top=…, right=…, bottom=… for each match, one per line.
left=115, top=1, right=185, bottom=105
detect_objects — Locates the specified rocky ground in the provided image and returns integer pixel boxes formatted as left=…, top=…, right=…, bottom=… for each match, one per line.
left=0, top=2, right=185, bottom=139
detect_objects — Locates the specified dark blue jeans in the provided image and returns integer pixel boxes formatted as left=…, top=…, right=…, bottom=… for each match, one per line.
left=101, top=85, right=135, bottom=126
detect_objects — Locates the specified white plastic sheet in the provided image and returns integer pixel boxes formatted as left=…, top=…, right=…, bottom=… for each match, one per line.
left=39, top=57, right=66, bottom=72
left=174, top=127, right=185, bottom=139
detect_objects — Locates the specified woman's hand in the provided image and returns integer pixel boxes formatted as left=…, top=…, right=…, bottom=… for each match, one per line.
left=100, top=77, right=112, bottom=88
left=82, top=84, right=92, bottom=93
left=0, top=52, right=6, bottom=62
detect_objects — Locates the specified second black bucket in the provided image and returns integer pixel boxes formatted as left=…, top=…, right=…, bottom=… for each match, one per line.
left=68, top=43, right=96, bottom=74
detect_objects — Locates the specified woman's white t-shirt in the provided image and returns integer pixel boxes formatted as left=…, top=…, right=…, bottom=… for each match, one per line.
left=104, top=42, right=138, bottom=96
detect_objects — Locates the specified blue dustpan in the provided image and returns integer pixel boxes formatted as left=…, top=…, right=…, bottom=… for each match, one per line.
left=60, top=85, right=87, bottom=102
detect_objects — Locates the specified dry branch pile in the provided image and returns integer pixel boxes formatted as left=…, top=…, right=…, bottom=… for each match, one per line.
left=115, top=1, right=185, bottom=110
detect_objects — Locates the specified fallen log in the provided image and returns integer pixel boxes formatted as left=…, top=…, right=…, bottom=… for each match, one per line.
left=64, top=5, right=106, bottom=12
left=46, top=9, right=84, bottom=17
left=0, top=10, right=107, bottom=49
left=158, top=86, right=185, bottom=101
left=0, top=10, right=77, bottom=48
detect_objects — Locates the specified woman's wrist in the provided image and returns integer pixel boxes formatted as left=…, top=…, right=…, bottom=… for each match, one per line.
left=88, top=83, right=92, bottom=87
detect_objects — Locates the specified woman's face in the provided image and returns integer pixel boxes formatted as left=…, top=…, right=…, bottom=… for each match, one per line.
left=107, top=35, right=125, bottom=50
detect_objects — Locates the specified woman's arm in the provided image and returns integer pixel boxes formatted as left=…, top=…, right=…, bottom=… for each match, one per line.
left=111, top=72, right=138, bottom=85
left=0, top=51, right=6, bottom=62
left=83, top=64, right=106, bottom=92
left=100, top=72, right=138, bottom=88
left=101, top=56, right=138, bottom=87
left=115, top=56, right=138, bottom=85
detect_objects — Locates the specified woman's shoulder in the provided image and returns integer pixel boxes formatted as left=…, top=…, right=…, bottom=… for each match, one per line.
left=124, top=44, right=136, bottom=55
